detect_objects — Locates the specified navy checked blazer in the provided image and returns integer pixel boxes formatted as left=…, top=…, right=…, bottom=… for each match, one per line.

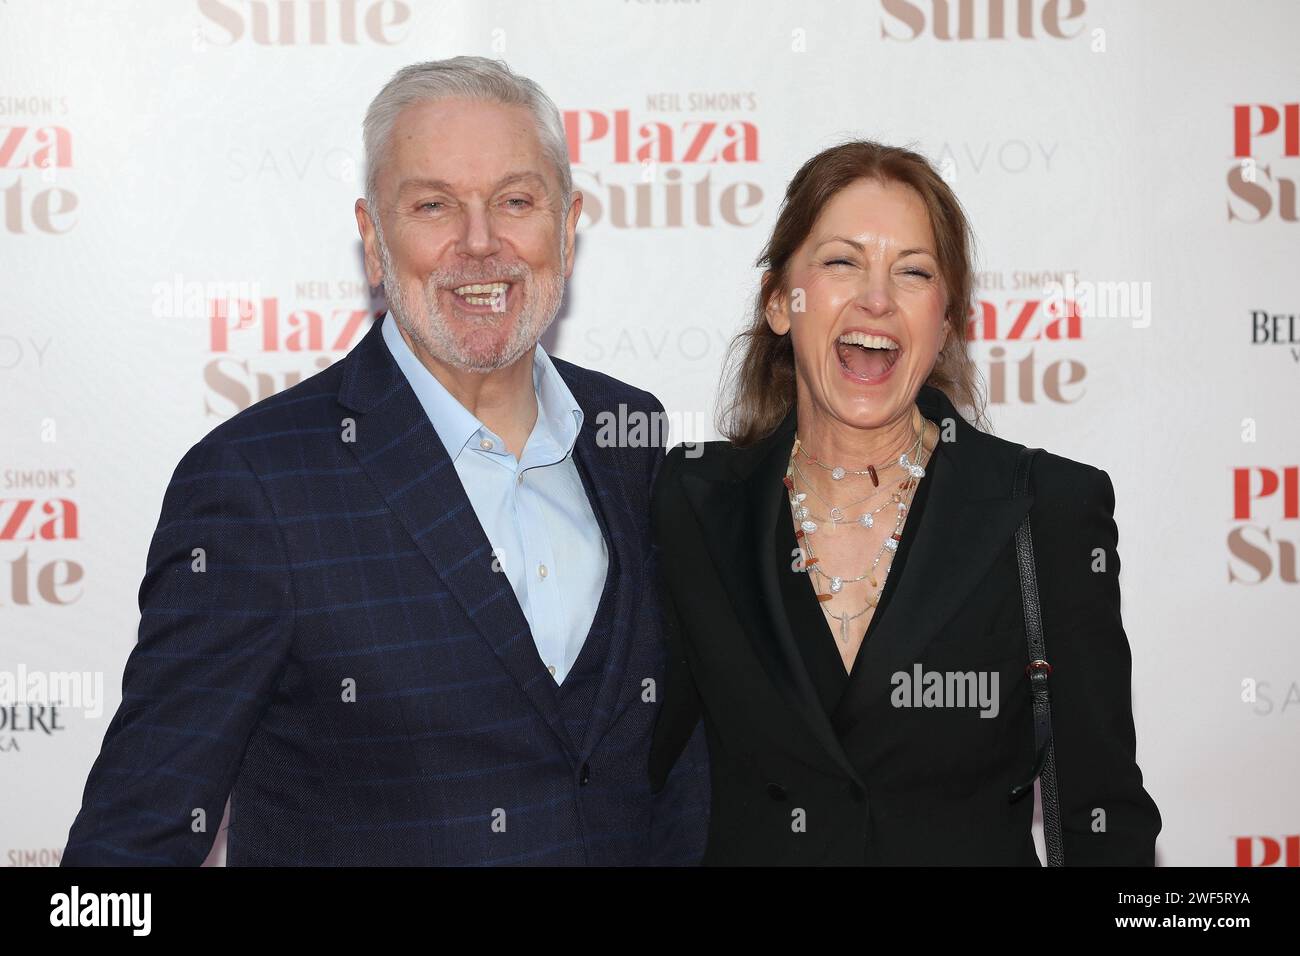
left=61, top=314, right=710, bottom=866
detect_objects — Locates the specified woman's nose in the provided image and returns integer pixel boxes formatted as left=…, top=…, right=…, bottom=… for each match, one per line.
left=854, top=275, right=897, bottom=316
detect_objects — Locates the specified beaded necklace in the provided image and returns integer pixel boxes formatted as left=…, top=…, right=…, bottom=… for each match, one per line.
left=784, top=422, right=931, bottom=644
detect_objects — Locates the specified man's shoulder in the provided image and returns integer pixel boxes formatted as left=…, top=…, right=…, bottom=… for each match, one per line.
left=178, top=360, right=347, bottom=472
left=548, top=354, right=663, bottom=415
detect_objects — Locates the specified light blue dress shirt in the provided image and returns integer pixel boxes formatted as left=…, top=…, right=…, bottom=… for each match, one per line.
left=381, top=313, right=608, bottom=685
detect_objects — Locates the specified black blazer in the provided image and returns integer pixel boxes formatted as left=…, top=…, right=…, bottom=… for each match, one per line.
left=648, top=384, right=1161, bottom=865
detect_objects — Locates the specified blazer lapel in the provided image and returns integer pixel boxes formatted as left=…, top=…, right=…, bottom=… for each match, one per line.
left=681, top=410, right=865, bottom=787
left=555, top=372, right=645, bottom=762
left=336, top=316, right=573, bottom=758
left=841, top=385, right=1033, bottom=718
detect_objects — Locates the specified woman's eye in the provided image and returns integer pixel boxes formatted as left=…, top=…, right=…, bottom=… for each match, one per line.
left=900, top=268, right=933, bottom=279
left=824, top=258, right=854, bottom=267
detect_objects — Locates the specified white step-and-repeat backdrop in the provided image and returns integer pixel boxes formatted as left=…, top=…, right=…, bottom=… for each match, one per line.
left=1, top=0, right=1297, bottom=867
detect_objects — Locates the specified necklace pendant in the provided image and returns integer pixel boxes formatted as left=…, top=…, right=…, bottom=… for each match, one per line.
left=867, top=464, right=878, bottom=487
left=885, top=533, right=901, bottom=552
left=829, top=506, right=843, bottom=523
left=900, top=452, right=926, bottom=480
left=829, top=576, right=843, bottom=594
left=794, top=505, right=809, bottom=520
left=831, top=466, right=845, bottom=481
left=800, top=519, right=818, bottom=534
left=858, top=512, right=873, bottom=528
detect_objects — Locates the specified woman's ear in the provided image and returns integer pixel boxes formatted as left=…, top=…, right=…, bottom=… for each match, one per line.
left=763, top=273, right=791, bottom=335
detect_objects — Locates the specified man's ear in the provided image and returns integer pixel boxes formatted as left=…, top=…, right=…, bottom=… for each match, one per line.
left=763, top=273, right=791, bottom=335
left=355, top=199, right=384, bottom=288
left=562, top=190, right=583, bottom=280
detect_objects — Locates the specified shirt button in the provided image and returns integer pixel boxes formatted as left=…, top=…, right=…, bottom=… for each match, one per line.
left=547, top=664, right=556, bottom=676
left=479, top=438, right=493, bottom=450
left=538, top=564, right=548, bottom=579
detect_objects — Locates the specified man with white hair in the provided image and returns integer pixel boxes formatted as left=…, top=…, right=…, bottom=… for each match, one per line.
left=62, top=57, right=709, bottom=866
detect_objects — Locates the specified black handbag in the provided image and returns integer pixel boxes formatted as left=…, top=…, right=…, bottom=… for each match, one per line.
left=1006, top=446, right=1065, bottom=867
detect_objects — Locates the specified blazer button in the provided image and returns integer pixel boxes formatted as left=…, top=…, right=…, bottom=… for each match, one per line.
left=848, top=782, right=866, bottom=803
left=579, top=763, right=590, bottom=786
left=766, top=782, right=787, bottom=801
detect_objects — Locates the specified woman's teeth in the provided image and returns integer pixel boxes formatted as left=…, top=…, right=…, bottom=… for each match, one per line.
left=837, top=331, right=898, bottom=350
left=452, top=281, right=509, bottom=305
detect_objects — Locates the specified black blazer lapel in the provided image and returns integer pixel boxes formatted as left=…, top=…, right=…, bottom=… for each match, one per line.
left=335, top=316, right=573, bottom=757
left=681, top=410, right=865, bottom=787
left=843, top=385, right=1033, bottom=717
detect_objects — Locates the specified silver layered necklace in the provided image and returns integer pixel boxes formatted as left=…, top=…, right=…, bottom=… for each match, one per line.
left=785, top=420, right=931, bottom=644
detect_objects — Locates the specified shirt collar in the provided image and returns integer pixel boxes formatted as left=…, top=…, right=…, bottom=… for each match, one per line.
left=381, top=311, right=583, bottom=464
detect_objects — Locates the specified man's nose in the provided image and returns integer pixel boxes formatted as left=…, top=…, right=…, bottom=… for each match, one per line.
left=456, top=201, right=502, bottom=258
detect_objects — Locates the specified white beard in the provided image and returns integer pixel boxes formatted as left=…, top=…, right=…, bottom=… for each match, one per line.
left=376, top=223, right=567, bottom=374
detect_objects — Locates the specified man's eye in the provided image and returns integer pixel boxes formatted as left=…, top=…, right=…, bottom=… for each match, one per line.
left=505, top=197, right=532, bottom=208
left=420, top=201, right=445, bottom=211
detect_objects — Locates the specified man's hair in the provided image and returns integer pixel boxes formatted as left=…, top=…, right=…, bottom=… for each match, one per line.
left=362, top=56, right=573, bottom=222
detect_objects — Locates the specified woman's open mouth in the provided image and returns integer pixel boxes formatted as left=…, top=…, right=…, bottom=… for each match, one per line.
left=835, top=330, right=901, bottom=383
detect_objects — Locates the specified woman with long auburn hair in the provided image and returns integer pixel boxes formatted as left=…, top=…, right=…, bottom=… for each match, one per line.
left=648, top=140, right=1160, bottom=865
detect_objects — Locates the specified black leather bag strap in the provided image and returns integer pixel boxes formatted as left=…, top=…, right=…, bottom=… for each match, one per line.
left=1007, top=446, right=1065, bottom=867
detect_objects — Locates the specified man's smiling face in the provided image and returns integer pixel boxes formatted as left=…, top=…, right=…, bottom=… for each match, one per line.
left=358, top=96, right=581, bottom=373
